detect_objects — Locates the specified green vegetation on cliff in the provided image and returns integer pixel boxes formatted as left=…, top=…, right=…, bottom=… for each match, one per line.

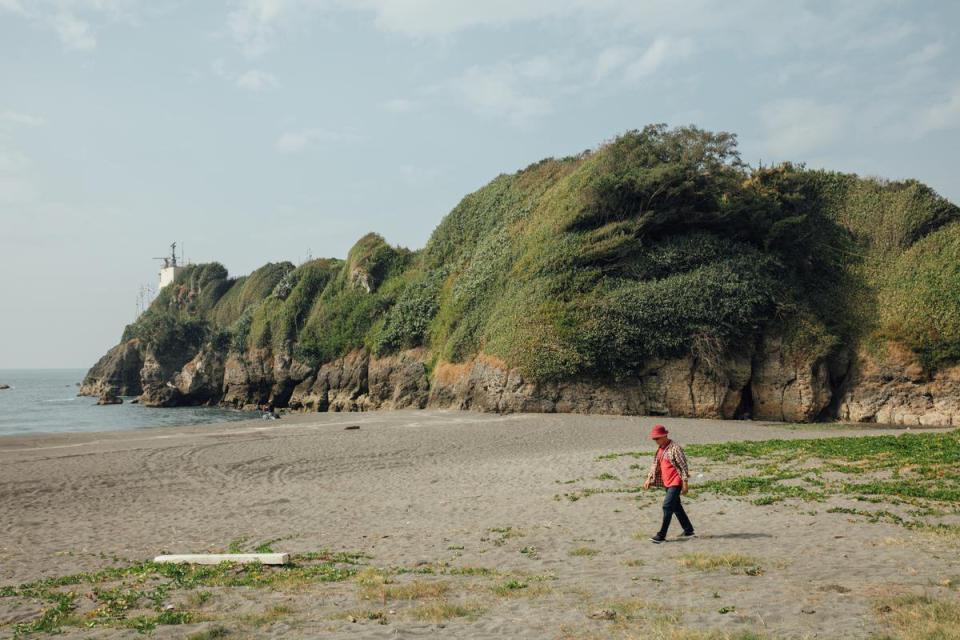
left=118, top=124, right=960, bottom=380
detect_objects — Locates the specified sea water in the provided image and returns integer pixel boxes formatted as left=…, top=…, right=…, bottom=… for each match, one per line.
left=0, top=369, right=257, bottom=437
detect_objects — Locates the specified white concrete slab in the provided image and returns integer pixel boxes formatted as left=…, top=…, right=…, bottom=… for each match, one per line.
left=153, top=553, right=290, bottom=565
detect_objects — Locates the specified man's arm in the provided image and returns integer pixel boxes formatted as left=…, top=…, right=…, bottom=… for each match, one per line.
left=672, top=445, right=690, bottom=494
left=643, top=455, right=657, bottom=489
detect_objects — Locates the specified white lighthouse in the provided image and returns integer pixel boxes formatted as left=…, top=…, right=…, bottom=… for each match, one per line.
left=157, top=242, right=184, bottom=289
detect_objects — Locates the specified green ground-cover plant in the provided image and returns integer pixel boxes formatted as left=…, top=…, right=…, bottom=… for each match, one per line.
left=594, top=431, right=960, bottom=516
left=0, top=551, right=364, bottom=636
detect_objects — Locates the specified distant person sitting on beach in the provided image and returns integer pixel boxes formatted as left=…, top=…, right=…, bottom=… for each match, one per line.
left=642, top=424, right=695, bottom=543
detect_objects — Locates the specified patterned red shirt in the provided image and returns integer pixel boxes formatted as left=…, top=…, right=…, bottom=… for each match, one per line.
left=646, top=440, right=690, bottom=488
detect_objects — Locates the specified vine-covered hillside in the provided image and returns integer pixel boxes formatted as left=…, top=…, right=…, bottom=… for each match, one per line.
left=121, top=125, right=959, bottom=387
left=81, top=125, right=960, bottom=425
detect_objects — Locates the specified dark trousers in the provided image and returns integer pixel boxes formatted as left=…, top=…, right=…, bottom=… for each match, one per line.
left=659, top=485, right=694, bottom=536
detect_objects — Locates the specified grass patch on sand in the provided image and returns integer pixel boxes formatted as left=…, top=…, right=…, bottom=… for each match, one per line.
left=361, top=580, right=450, bottom=602
left=560, top=622, right=769, bottom=640
left=826, top=507, right=960, bottom=535
left=598, top=431, right=960, bottom=520
left=408, top=600, right=485, bottom=622
left=677, top=553, right=764, bottom=576
left=491, top=574, right=554, bottom=598
left=330, top=608, right=389, bottom=624
left=239, top=604, right=294, bottom=627
left=0, top=551, right=363, bottom=636
left=875, top=594, right=960, bottom=639
left=569, top=546, right=601, bottom=557
left=563, top=598, right=770, bottom=639
left=186, top=625, right=230, bottom=640
left=484, top=526, right=526, bottom=546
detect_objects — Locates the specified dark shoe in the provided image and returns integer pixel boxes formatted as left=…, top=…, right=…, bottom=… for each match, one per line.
left=650, top=535, right=666, bottom=544
left=680, top=530, right=696, bottom=538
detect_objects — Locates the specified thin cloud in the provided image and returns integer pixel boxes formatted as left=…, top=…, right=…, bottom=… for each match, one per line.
left=0, top=0, right=25, bottom=14
left=54, top=12, right=97, bottom=50
left=274, top=128, right=361, bottom=153
left=0, top=0, right=139, bottom=51
left=916, top=85, right=960, bottom=137
left=236, top=69, right=280, bottom=91
left=625, top=36, right=695, bottom=80
left=0, top=110, right=45, bottom=127
left=903, top=41, right=946, bottom=66
left=0, top=149, right=31, bottom=172
left=382, top=98, right=417, bottom=113
left=454, top=62, right=553, bottom=124
left=227, top=0, right=298, bottom=58
left=352, top=0, right=575, bottom=37
left=593, top=46, right=634, bottom=81
left=758, top=98, right=849, bottom=157
left=211, top=59, right=280, bottom=92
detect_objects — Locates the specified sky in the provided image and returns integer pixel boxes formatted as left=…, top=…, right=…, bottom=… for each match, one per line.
left=1, top=0, right=958, bottom=369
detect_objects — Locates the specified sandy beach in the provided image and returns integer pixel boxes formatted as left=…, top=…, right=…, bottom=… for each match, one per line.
left=1, top=411, right=958, bottom=639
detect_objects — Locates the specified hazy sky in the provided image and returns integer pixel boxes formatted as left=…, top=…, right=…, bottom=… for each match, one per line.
left=2, top=1, right=958, bottom=368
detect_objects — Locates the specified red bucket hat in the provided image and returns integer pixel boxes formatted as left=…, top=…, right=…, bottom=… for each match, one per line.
left=649, top=424, right=669, bottom=439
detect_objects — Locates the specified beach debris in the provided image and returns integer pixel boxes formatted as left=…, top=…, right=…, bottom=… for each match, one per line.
left=801, top=608, right=816, bottom=614
left=588, top=609, right=617, bottom=620
left=345, top=425, right=360, bottom=430
left=153, top=553, right=290, bottom=565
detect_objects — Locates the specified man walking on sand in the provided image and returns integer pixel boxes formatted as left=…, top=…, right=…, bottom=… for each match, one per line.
left=642, top=424, right=695, bottom=543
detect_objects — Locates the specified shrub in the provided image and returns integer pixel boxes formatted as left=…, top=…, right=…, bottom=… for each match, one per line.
left=879, top=222, right=960, bottom=369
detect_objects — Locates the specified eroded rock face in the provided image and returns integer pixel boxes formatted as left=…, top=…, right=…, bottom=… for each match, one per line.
left=640, top=352, right=753, bottom=419
left=138, top=349, right=184, bottom=407
left=367, top=349, right=431, bottom=409
left=425, top=352, right=754, bottom=418
left=81, top=331, right=955, bottom=425
left=79, top=339, right=144, bottom=397
left=750, top=335, right=834, bottom=422
left=837, top=344, right=959, bottom=427
left=221, top=347, right=313, bottom=410
left=171, top=347, right=226, bottom=405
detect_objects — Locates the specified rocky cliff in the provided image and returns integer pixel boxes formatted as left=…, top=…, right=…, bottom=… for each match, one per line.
left=81, top=335, right=959, bottom=426
left=82, top=125, right=960, bottom=426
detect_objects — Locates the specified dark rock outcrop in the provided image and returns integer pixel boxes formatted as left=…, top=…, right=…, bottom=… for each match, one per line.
left=221, top=347, right=313, bottom=410
left=96, top=392, right=123, bottom=405
left=80, top=339, right=144, bottom=397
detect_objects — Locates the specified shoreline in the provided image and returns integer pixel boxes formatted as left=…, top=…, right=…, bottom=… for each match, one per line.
left=0, top=408, right=938, bottom=448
